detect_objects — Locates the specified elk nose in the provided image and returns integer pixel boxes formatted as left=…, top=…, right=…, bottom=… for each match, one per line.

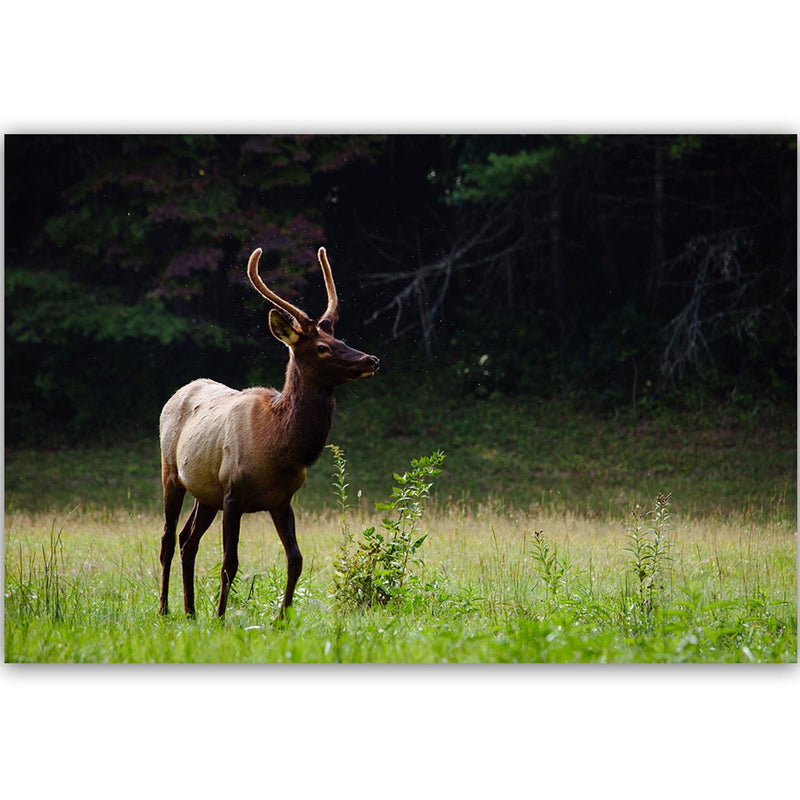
left=369, top=356, right=380, bottom=369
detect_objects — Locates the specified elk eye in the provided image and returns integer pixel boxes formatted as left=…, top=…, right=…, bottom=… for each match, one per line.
left=317, top=344, right=329, bottom=354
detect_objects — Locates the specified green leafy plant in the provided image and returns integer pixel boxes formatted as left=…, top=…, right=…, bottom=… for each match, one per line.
left=328, top=444, right=352, bottom=542
left=328, top=445, right=445, bottom=610
left=529, top=530, right=571, bottom=604
left=625, top=492, right=673, bottom=615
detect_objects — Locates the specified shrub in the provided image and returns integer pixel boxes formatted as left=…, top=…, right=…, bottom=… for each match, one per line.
left=328, top=445, right=445, bottom=610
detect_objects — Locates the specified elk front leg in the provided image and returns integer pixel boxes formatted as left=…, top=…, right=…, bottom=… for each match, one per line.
left=270, top=501, right=303, bottom=620
left=217, top=494, right=243, bottom=618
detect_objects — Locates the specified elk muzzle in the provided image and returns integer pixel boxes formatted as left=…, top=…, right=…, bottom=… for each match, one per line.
left=359, top=355, right=380, bottom=378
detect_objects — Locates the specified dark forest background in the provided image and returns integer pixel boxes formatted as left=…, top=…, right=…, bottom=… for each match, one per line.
left=4, top=134, right=796, bottom=444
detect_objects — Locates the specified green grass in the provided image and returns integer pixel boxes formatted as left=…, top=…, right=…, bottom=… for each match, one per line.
left=4, top=383, right=796, bottom=663
left=4, top=505, right=796, bottom=662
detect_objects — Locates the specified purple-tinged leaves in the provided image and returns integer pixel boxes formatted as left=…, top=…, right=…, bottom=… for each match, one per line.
left=164, top=247, right=224, bottom=279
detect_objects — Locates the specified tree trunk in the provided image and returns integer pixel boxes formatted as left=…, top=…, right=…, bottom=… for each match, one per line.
left=592, top=146, right=619, bottom=296
left=653, top=139, right=666, bottom=265
left=549, top=172, right=564, bottom=309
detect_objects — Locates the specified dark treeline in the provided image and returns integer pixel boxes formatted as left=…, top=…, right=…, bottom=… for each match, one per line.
left=5, top=134, right=796, bottom=443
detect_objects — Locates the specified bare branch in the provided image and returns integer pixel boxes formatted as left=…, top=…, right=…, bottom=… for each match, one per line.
left=659, top=230, right=771, bottom=381
left=362, top=203, right=525, bottom=349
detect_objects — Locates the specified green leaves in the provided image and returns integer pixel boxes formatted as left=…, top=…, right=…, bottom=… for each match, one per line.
left=329, top=447, right=445, bottom=610
left=326, top=444, right=352, bottom=543
left=529, top=530, right=571, bottom=604
left=5, top=265, right=209, bottom=347
left=625, top=493, right=674, bottom=619
left=450, top=147, right=560, bottom=204
left=446, top=136, right=597, bottom=205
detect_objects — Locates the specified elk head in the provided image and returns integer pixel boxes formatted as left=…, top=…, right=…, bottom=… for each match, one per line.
left=247, top=247, right=379, bottom=388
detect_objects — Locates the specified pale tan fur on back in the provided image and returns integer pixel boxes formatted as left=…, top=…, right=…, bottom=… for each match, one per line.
left=160, top=378, right=300, bottom=511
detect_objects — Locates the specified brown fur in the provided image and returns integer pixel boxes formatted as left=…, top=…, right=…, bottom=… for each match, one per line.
left=158, top=248, right=378, bottom=619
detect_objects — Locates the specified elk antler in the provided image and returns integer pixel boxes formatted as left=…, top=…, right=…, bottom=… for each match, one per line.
left=317, top=247, right=339, bottom=328
left=247, top=248, right=313, bottom=329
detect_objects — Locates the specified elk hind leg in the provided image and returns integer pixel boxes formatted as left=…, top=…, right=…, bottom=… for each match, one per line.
left=159, top=467, right=186, bottom=615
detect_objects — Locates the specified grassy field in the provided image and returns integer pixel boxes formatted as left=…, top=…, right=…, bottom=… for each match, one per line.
left=4, top=385, right=797, bottom=663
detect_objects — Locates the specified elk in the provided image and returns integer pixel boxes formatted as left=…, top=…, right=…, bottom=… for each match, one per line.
left=158, top=246, right=379, bottom=620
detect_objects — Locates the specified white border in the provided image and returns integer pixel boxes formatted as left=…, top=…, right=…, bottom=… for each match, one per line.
left=3, top=2, right=798, bottom=796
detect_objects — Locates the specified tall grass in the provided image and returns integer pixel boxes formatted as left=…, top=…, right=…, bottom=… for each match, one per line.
left=5, top=496, right=796, bottom=663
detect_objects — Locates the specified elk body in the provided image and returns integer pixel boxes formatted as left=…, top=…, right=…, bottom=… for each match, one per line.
left=158, top=247, right=379, bottom=619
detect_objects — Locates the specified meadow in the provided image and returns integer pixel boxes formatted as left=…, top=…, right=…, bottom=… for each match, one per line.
left=4, top=385, right=797, bottom=663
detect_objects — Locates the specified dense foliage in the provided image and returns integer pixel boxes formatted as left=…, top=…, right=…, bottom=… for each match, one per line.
left=5, top=134, right=796, bottom=442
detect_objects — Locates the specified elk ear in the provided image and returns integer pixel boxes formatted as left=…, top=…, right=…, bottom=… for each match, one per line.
left=268, top=309, right=303, bottom=347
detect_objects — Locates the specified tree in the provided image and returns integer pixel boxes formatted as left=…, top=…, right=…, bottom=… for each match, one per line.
left=5, top=134, right=383, bottom=441
left=5, top=134, right=796, bottom=442
left=362, top=134, right=796, bottom=407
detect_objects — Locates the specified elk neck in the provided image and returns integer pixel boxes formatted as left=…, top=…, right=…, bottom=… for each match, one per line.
left=270, top=353, right=336, bottom=467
